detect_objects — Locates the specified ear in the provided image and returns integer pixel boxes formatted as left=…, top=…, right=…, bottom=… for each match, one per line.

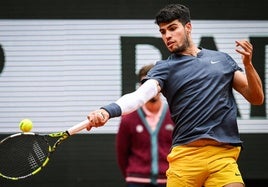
left=185, top=22, right=192, bottom=34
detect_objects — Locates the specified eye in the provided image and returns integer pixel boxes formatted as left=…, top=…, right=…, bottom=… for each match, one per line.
left=169, top=26, right=177, bottom=31
left=160, top=30, right=166, bottom=35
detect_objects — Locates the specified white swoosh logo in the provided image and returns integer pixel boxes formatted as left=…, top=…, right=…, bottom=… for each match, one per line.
left=210, top=60, right=220, bottom=64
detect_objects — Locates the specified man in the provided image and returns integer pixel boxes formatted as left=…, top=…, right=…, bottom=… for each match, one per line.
left=116, top=64, right=174, bottom=187
left=86, top=4, right=264, bottom=187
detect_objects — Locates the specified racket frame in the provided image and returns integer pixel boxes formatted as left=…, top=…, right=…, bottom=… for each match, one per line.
left=0, top=119, right=89, bottom=180
left=0, top=131, right=68, bottom=180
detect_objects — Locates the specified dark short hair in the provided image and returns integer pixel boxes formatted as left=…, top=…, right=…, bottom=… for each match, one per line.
left=138, top=63, right=154, bottom=82
left=155, top=4, right=191, bottom=26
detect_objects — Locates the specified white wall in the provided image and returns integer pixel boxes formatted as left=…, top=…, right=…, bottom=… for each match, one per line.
left=0, top=20, right=267, bottom=133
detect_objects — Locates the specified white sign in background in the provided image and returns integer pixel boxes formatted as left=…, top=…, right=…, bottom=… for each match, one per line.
left=0, top=20, right=267, bottom=133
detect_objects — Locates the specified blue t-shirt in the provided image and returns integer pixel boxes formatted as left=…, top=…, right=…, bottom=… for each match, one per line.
left=145, top=48, right=243, bottom=146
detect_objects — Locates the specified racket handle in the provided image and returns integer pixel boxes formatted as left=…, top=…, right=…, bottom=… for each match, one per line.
left=67, top=119, right=90, bottom=135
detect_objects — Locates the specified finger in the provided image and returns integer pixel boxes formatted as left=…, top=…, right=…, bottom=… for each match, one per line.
left=97, top=111, right=105, bottom=121
left=235, top=49, right=249, bottom=55
left=87, top=113, right=98, bottom=127
left=87, top=110, right=107, bottom=128
left=235, top=41, right=251, bottom=56
left=236, top=40, right=252, bottom=51
left=86, top=116, right=93, bottom=130
left=87, top=115, right=94, bottom=124
left=86, top=125, right=92, bottom=131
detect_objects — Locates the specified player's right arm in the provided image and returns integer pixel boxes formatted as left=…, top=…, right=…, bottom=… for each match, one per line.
left=86, top=79, right=160, bottom=129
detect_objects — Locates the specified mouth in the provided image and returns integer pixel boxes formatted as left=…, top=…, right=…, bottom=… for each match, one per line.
left=167, top=41, right=174, bottom=48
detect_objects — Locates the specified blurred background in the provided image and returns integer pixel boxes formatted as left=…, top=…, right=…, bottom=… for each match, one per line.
left=0, top=0, right=267, bottom=186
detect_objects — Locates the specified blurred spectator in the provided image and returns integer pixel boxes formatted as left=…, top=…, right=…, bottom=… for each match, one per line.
left=116, top=64, right=175, bottom=187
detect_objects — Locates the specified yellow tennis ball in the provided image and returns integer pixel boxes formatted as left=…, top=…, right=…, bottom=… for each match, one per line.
left=19, top=119, right=33, bottom=132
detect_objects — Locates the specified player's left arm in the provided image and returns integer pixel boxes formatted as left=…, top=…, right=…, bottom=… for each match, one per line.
left=233, top=40, right=264, bottom=105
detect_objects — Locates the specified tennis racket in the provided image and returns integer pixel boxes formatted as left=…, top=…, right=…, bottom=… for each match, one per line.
left=0, top=119, right=90, bottom=180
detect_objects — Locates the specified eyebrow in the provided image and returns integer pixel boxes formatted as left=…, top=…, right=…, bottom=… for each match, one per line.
left=159, top=23, right=178, bottom=32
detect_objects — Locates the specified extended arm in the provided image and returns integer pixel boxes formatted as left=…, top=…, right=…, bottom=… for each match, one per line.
left=86, top=79, right=160, bottom=129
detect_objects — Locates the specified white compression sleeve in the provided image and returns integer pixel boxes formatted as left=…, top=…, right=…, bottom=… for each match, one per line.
left=115, top=79, right=159, bottom=115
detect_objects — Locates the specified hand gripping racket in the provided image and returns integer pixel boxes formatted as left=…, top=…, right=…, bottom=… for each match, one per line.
left=0, top=119, right=89, bottom=180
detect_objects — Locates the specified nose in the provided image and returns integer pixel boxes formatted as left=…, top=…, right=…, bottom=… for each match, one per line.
left=165, top=31, right=172, bottom=40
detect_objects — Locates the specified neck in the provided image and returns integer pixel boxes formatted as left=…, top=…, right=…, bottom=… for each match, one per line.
left=181, top=46, right=200, bottom=57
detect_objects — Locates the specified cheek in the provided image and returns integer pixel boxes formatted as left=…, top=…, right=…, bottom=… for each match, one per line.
left=177, top=31, right=187, bottom=42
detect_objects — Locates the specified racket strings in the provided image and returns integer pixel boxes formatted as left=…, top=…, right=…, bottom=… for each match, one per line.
left=28, top=141, right=47, bottom=169
left=0, top=134, right=49, bottom=179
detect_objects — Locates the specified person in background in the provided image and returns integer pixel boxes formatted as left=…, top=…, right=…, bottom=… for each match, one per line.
left=116, top=64, right=175, bottom=187
left=86, top=4, right=264, bottom=187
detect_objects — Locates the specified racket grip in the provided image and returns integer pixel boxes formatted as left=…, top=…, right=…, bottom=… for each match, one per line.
left=67, top=119, right=90, bottom=135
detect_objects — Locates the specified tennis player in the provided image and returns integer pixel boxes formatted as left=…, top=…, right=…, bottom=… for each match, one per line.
left=86, top=4, right=264, bottom=187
